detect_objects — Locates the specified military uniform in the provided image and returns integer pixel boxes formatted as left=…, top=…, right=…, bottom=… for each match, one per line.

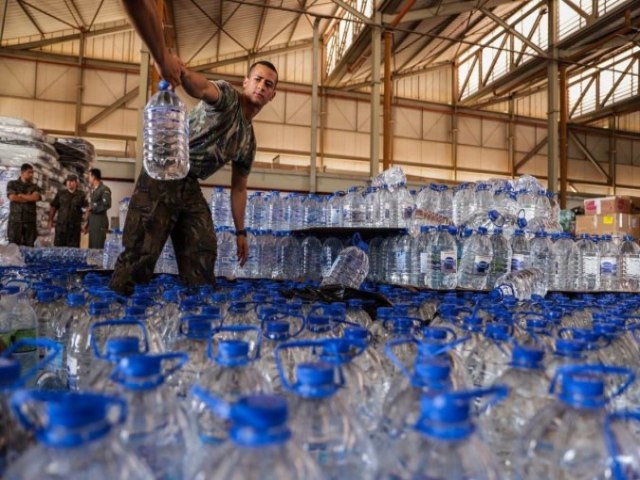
left=88, top=182, right=112, bottom=249
left=50, top=189, right=87, bottom=247
left=110, top=81, right=255, bottom=296
left=6, top=178, right=41, bottom=247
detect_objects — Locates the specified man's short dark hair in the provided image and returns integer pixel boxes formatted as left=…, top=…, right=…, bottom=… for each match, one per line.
left=89, top=168, right=102, bottom=180
left=248, top=61, right=278, bottom=85
left=21, top=163, right=33, bottom=173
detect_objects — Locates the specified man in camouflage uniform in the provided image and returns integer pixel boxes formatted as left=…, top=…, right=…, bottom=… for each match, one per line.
left=6, top=163, right=41, bottom=247
left=111, top=0, right=277, bottom=295
left=86, top=168, right=112, bottom=249
left=48, top=174, right=88, bottom=247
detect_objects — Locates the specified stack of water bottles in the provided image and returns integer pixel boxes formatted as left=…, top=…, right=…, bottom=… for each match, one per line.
left=4, top=262, right=640, bottom=479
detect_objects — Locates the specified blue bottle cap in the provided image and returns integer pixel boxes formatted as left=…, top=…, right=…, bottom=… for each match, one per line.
left=231, top=394, right=289, bottom=432
left=560, top=373, right=605, bottom=408
left=159, top=79, right=170, bottom=90
left=493, top=227, right=503, bottom=235
left=88, top=301, right=110, bottom=316
left=36, top=289, right=56, bottom=303
left=514, top=229, right=525, bottom=236
left=511, top=345, right=544, bottom=368
left=485, top=323, right=510, bottom=340
left=414, top=358, right=451, bottom=383
left=202, top=305, right=221, bottom=317
left=264, top=320, right=290, bottom=340
left=420, top=225, right=431, bottom=234
left=488, top=210, right=500, bottom=222
left=422, top=327, right=448, bottom=340
left=66, top=292, right=86, bottom=307
left=554, top=338, right=585, bottom=356
left=294, top=362, right=337, bottom=398
left=344, top=326, right=368, bottom=342
left=183, top=315, right=212, bottom=339
left=477, top=227, right=488, bottom=235
left=105, top=336, right=141, bottom=360
left=124, top=306, right=146, bottom=318
left=215, top=340, right=250, bottom=366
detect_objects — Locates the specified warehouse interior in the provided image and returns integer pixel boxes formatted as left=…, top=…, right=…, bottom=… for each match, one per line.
left=1, top=0, right=640, bottom=223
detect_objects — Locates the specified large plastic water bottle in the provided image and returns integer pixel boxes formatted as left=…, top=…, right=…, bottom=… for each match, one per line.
left=112, top=353, right=195, bottom=480
left=1, top=339, right=60, bottom=475
left=426, top=225, right=458, bottom=289
left=273, top=232, right=302, bottom=280
left=301, top=235, right=323, bottom=281
left=487, top=228, right=512, bottom=289
left=188, top=392, right=324, bottom=479
left=191, top=326, right=266, bottom=446
left=371, top=165, right=406, bottom=190
left=516, top=365, right=639, bottom=479
left=551, top=232, right=575, bottom=290
left=143, top=80, right=189, bottom=180
left=453, top=183, right=475, bottom=226
left=393, top=183, right=415, bottom=228
left=570, top=234, right=600, bottom=291
left=267, top=191, right=285, bottom=232
left=210, top=187, right=233, bottom=228
left=465, top=323, right=514, bottom=389
left=458, top=227, right=493, bottom=290
left=377, top=185, right=394, bottom=227
left=599, top=234, right=620, bottom=291
left=215, top=227, right=236, bottom=278
left=1, top=287, right=37, bottom=383
left=510, top=229, right=530, bottom=272
left=321, top=234, right=370, bottom=289
left=530, top=230, right=553, bottom=288
left=7, top=390, right=154, bottom=479
left=276, top=358, right=378, bottom=479
left=342, top=187, right=366, bottom=227
left=481, top=345, right=552, bottom=475
left=379, top=387, right=507, bottom=479
left=321, top=237, right=343, bottom=278
left=620, top=235, right=640, bottom=291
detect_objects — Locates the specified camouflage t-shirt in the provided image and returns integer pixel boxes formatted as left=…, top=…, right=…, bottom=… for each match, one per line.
left=188, top=80, right=256, bottom=180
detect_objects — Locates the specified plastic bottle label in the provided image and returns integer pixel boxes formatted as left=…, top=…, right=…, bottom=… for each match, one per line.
left=511, top=254, right=526, bottom=271
left=474, top=255, right=492, bottom=274
left=420, top=253, right=430, bottom=273
left=583, top=256, right=599, bottom=275
left=440, top=250, right=457, bottom=273
left=624, top=257, right=640, bottom=276
left=600, top=256, right=618, bottom=276
left=395, top=252, right=406, bottom=271
left=67, top=355, right=78, bottom=378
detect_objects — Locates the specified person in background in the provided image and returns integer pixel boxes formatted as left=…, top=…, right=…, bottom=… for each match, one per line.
left=48, top=174, right=88, bottom=247
left=109, top=0, right=277, bottom=296
left=6, top=163, right=41, bottom=247
left=85, top=168, right=112, bottom=249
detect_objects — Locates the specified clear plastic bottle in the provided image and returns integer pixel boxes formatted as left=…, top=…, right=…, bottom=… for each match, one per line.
left=210, top=187, right=233, bottom=228
left=379, top=388, right=506, bottom=479
left=458, top=227, right=493, bottom=290
left=267, top=191, right=285, bottom=232
left=273, top=232, right=302, bottom=280
left=342, top=187, right=366, bottom=227
left=1, top=287, right=37, bottom=383
left=321, top=235, right=370, bottom=289
left=301, top=236, right=323, bottom=281
left=6, top=391, right=154, bottom=480
left=599, top=234, right=620, bottom=291
left=551, top=232, right=575, bottom=290
left=510, top=229, right=531, bottom=272
left=143, top=80, right=189, bottom=180
left=619, top=235, right=640, bottom=291
left=112, top=353, right=195, bottom=479
left=393, top=183, right=415, bottom=228
left=570, top=234, right=600, bottom=291
left=428, top=225, right=458, bottom=290
left=215, top=227, right=236, bottom=278
left=188, top=392, right=324, bottom=480
left=530, top=230, right=553, bottom=289
left=371, top=165, right=406, bottom=190
left=487, top=228, right=512, bottom=289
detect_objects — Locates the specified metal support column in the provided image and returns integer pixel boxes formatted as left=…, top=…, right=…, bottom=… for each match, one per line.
left=559, top=63, right=568, bottom=208
left=74, top=32, right=85, bottom=136
left=508, top=97, right=515, bottom=178
left=547, top=0, right=560, bottom=193
left=370, top=12, right=382, bottom=177
left=135, top=50, right=152, bottom=180
left=0, top=0, right=8, bottom=43
left=609, top=116, right=617, bottom=195
left=309, top=18, right=320, bottom=193
left=383, top=30, right=393, bottom=170
left=451, top=61, right=459, bottom=181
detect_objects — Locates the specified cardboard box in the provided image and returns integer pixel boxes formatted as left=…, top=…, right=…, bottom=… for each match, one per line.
left=575, top=213, right=640, bottom=237
left=583, top=196, right=640, bottom=215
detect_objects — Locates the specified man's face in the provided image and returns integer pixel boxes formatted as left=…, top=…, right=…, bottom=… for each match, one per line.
left=242, top=64, right=277, bottom=108
left=21, top=169, right=34, bottom=183
left=67, top=179, right=78, bottom=192
left=88, top=173, right=96, bottom=185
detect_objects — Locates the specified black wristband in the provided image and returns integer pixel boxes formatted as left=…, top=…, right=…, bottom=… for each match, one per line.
left=235, top=229, right=247, bottom=237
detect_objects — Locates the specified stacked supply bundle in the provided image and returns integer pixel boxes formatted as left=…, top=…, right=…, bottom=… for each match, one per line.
left=0, top=116, right=64, bottom=244
left=53, top=137, right=95, bottom=190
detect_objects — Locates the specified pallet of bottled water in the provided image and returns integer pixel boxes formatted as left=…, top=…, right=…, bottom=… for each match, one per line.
left=4, top=254, right=640, bottom=479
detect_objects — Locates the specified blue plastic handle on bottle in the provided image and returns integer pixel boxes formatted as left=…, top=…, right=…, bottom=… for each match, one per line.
left=207, top=325, right=262, bottom=362
left=90, top=319, right=150, bottom=360
left=274, top=340, right=346, bottom=394
left=191, top=384, right=232, bottom=419
left=2, top=338, right=61, bottom=388
left=110, top=352, right=188, bottom=390
left=10, top=390, right=127, bottom=442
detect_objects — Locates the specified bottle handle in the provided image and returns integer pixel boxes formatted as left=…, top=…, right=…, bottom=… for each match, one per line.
left=549, top=364, right=636, bottom=401
left=208, top=324, right=262, bottom=362
left=384, top=338, right=418, bottom=381
left=90, top=319, right=149, bottom=359
left=3, top=338, right=61, bottom=386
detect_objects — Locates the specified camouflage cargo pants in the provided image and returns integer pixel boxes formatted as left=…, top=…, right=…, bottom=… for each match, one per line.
left=54, top=226, right=81, bottom=247
left=109, top=170, right=217, bottom=296
left=7, top=221, right=37, bottom=247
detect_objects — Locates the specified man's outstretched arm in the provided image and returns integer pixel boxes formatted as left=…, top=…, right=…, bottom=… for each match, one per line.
left=121, top=0, right=181, bottom=86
